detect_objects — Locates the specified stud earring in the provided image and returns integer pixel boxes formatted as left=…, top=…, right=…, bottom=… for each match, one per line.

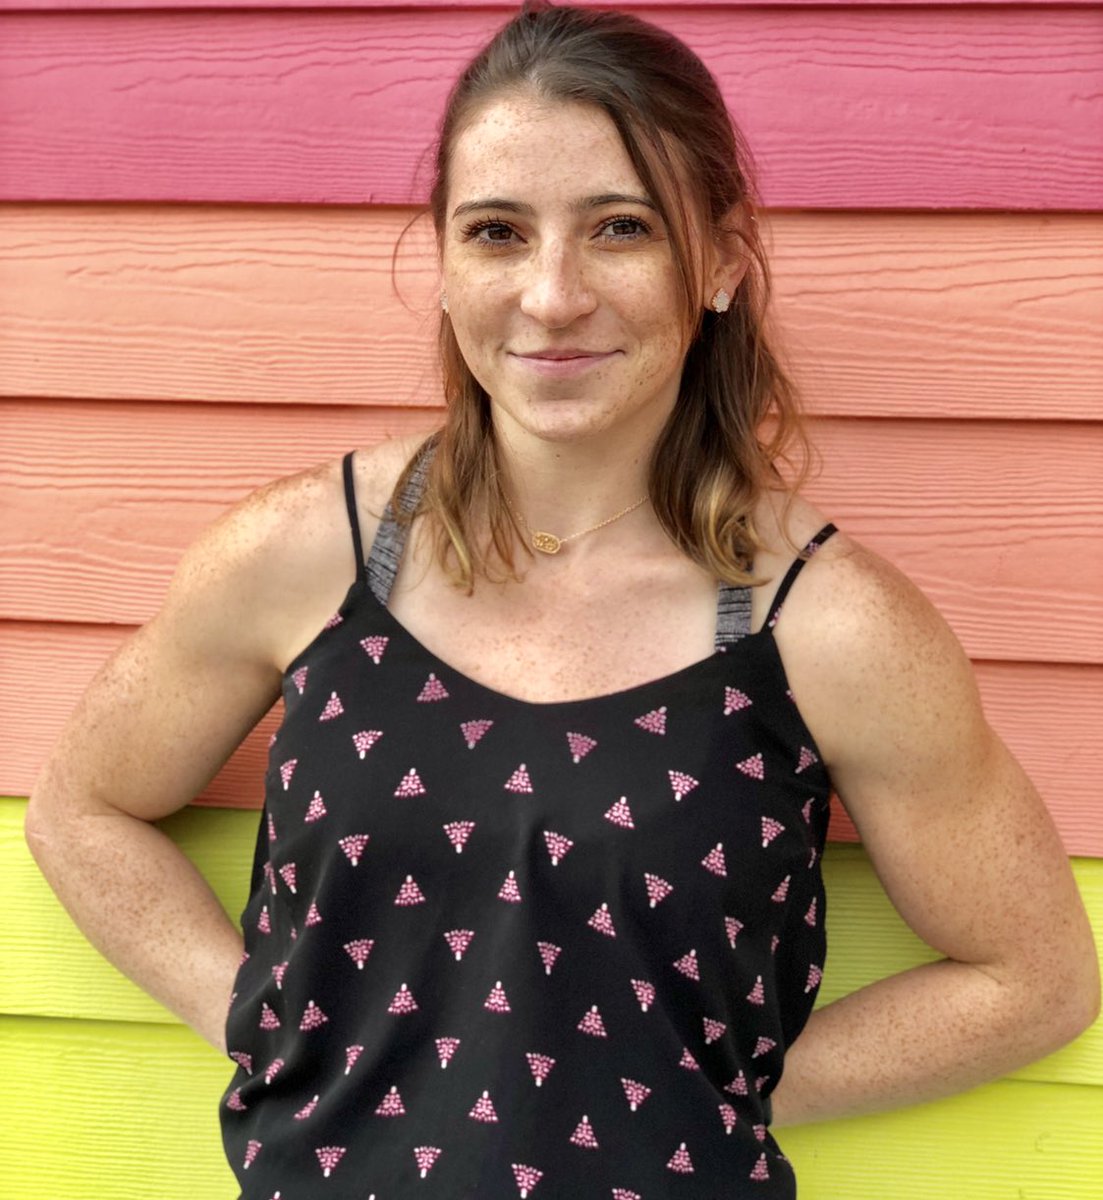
left=710, top=288, right=731, bottom=314
left=440, top=292, right=449, bottom=314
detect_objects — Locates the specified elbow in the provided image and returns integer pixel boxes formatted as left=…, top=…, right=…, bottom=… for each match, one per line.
left=1036, top=943, right=1102, bottom=1054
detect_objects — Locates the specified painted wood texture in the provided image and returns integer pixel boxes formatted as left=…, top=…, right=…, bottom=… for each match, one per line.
left=6, top=619, right=1102, bottom=853
left=4, top=398, right=1102, bottom=663
left=1, top=1015, right=1100, bottom=1200
left=2, top=206, right=1101, bottom=420
left=2, top=7, right=1102, bottom=208
left=4, top=796, right=1101, bottom=1089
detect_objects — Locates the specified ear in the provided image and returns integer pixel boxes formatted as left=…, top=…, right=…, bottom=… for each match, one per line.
left=702, top=202, right=755, bottom=308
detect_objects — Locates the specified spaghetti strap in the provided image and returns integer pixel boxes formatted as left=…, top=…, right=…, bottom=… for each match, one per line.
left=765, top=523, right=838, bottom=631
left=341, top=451, right=367, bottom=584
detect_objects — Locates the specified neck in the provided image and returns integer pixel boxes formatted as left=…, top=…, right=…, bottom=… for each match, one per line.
left=493, top=425, right=659, bottom=552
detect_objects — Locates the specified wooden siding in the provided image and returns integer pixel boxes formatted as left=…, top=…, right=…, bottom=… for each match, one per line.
left=2, top=207, right=1100, bottom=419
left=1, top=7, right=1101, bottom=208
left=3, top=1, right=1101, bottom=1198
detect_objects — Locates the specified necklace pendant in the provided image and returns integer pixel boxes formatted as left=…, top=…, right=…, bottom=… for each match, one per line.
left=531, top=530, right=562, bottom=554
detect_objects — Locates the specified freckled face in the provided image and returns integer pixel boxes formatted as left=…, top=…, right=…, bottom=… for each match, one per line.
left=441, top=95, right=692, bottom=447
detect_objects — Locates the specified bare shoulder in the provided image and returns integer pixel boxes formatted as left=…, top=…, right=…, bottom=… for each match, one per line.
left=164, top=432, right=433, bottom=670
left=767, top=522, right=985, bottom=782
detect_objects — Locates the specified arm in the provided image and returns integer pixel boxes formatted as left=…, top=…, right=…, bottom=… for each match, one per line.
left=766, top=544, right=1100, bottom=1126
left=23, top=462, right=353, bottom=1053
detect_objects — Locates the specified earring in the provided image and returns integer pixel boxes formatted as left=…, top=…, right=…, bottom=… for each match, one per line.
left=440, top=292, right=449, bottom=314
left=710, top=288, right=731, bottom=314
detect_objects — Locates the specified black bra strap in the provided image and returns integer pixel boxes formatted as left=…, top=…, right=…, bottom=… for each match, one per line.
left=765, top=523, right=838, bottom=631
left=341, top=451, right=367, bottom=584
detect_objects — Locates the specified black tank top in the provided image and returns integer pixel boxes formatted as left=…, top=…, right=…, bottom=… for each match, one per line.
left=221, top=442, right=837, bottom=1198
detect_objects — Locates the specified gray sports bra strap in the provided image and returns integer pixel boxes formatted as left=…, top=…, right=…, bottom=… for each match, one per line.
left=365, top=439, right=438, bottom=607
left=715, top=583, right=753, bottom=648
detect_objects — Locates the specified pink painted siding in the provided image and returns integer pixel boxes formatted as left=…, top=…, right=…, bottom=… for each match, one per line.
left=1, top=5, right=1101, bottom=206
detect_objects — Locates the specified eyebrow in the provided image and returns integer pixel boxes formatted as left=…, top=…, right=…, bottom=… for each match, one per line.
left=451, top=192, right=658, bottom=220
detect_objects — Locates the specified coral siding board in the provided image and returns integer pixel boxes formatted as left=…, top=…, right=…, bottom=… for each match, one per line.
left=2, top=7, right=1102, bottom=208
left=6, top=623, right=1102, bottom=852
left=2, top=206, right=1101, bottom=419
left=4, top=401, right=1101, bottom=661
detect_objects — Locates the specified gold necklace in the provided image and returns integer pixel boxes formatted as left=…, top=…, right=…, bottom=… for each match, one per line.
left=507, top=491, right=649, bottom=554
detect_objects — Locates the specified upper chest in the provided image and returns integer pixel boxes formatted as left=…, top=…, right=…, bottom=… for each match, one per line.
left=385, top=533, right=773, bottom=705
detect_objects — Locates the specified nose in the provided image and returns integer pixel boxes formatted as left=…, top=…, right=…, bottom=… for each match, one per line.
left=518, top=240, right=598, bottom=328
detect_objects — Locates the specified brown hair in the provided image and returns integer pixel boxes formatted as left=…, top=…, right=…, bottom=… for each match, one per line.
left=395, top=0, right=813, bottom=590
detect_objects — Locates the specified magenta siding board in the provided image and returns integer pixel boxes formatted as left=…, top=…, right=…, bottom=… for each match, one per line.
left=1, top=5, right=1101, bottom=208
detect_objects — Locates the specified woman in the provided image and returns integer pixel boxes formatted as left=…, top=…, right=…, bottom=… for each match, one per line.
left=25, top=3, right=1098, bottom=1197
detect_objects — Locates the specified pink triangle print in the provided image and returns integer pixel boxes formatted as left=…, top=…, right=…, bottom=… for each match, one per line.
left=469, top=1090, right=499, bottom=1123
left=750, top=1153, right=770, bottom=1182
left=613, top=1190, right=642, bottom=1200
left=263, top=1057, right=284, bottom=1085
left=537, top=942, right=561, bottom=975
left=761, top=816, right=784, bottom=847
left=484, top=980, right=511, bottom=1013
left=569, top=1114, right=599, bottom=1149
left=645, top=873, right=673, bottom=908
left=725, top=916, right=744, bottom=947
left=343, top=938, right=374, bottom=970
left=621, top=1077, right=652, bottom=1111
left=673, top=948, right=700, bottom=980
left=631, top=978, right=656, bottom=1012
left=387, top=982, right=418, bottom=1015
left=305, top=791, right=327, bottom=822
left=395, top=875, right=426, bottom=906
left=444, top=820, right=475, bottom=853
left=544, top=830, right=574, bottom=865
left=723, top=686, right=752, bottom=715
left=505, top=763, right=534, bottom=794
left=498, top=870, right=522, bottom=903
left=526, top=1052, right=556, bottom=1087
left=736, top=752, right=765, bottom=780
left=512, top=1163, right=543, bottom=1197
left=771, top=875, right=791, bottom=903
left=795, top=745, right=819, bottom=774
left=338, top=833, right=369, bottom=866
left=460, top=718, right=493, bottom=749
left=279, top=759, right=297, bottom=791
left=352, top=729, right=383, bottom=759
left=634, top=705, right=667, bottom=735
left=319, top=691, right=344, bottom=721
left=566, top=731, right=597, bottom=763
left=587, top=902, right=617, bottom=938
left=679, top=1047, right=700, bottom=1071
left=703, top=1017, right=726, bottom=1044
left=604, top=796, right=635, bottom=829
left=359, top=634, right=389, bottom=663
left=436, top=1037, right=460, bottom=1068
left=375, top=1085, right=406, bottom=1117
left=720, top=1102, right=737, bottom=1134
left=702, top=843, right=727, bottom=877
left=414, top=1146, right=442, bottom=1179
left=668, top=770, right=699, bottom=801
left=746, top=975, right=765, bottom=1005
left=805, top=963, right=824, bottom=993
left=445, top=929, right=475, bottom=961
left=294, top=1093, right=319, bottom=1120
left=725, top=1070, right=749, bottom=1096
left=666, top=1142, right=694, bottom=1175
left=394, top=767, right=426, bottom=798
left=299, top=1000, right=328, bottom=1031
left=344, top=1045, right=363, bottom=1076
left=577, top=1005, right=608, bottom=1037
left=291, top=666, right=308, bottom=694
left=417, top=672, right=449, bottom=702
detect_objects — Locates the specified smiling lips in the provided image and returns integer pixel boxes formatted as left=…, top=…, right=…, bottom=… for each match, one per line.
left=511, top=348, right=619, bottom=377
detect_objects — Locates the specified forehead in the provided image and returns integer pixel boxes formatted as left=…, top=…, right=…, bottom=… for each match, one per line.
left=446, top=95, right=645, bottom=210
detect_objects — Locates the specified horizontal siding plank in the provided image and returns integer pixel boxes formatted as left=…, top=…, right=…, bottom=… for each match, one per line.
left=4, top=401, right=1102, bottom=662
left=5, top=621, right=1102, bottom=854
left=2, top=206, right=1100, bottom=419
left=5, top=798, right=1101, bottom=1087
left=0, top=1014, right=1099, bottom=1200
left=0, top=1017, right=237, bottom=1200
left=1, top=7, right=1100, bottom=209
left=10, top=1, right=1096, bottom=11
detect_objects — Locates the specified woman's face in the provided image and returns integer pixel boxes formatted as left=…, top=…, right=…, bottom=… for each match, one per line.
left=440, top=93, right=703, bottom=450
